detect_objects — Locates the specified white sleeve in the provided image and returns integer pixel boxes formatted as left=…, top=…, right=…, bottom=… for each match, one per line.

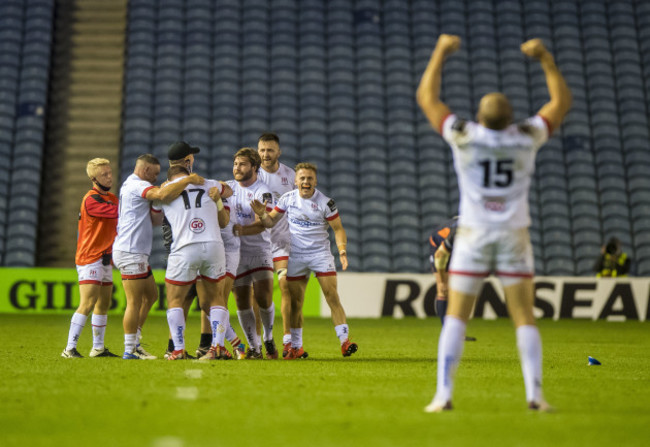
left=440, top=114, right=458, bottom=144
left=524, top=115, right=550, bottom=150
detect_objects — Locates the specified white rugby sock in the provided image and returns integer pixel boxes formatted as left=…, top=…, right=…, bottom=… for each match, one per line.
left=136, top=326, right=142, bottom=346
left=516, top=325, right=544, bottom=403
left=237, top=308, right=258, bottom=349
left=209, top=306, right=229, bottom=347
left=334, top=323, right=350, bottom=344
left=283, top=333, right=291, bottom=345
left=225, top=317, right=239, bottom=345
left=290, top=328, right=303, bottom=349
left=166, top=307, right=186, bottom=351
left=91, top=314, right=107, bottom=350
left=434, top=316, right=466, bottom=404
left=259, top=304, right=275, bottom=342
left=66, top=313, right=87, bottom=350
left=124, top=333, right=137, bottom=354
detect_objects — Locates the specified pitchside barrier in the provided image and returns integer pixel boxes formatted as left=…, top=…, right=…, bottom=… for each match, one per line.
left=0, top=268, right=648, bottom=321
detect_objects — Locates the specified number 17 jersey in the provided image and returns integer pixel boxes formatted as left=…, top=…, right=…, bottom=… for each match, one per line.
left=160, top=177, right=225, bottom=253
left=441, top=114, right=550, bottom=229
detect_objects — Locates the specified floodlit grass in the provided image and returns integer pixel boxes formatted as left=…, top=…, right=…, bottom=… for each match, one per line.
left=0, top=315, right=648, bottom=447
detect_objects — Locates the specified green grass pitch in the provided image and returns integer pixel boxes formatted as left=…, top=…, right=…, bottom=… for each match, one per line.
left=0, top=315, right=648, bottom=447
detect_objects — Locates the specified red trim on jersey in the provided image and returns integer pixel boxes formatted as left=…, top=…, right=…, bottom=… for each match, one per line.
left=495, top=271, right=534, bottom=278
left=448, top=270, right=490, bottom=277
left=224, top=205, right=230, bottom=211
left=274, top=206, right=286, bottom=214
left=439, top=112, right=453, bottom=133
left=141, top=185, right=155, bottom=198
left=273, top=256, right=289, bottom=262
left=165, top=278, right=197, bottom=286
left=79, top=280, right=102, bottom=285
left=199, top=274, right=225, bottom=283
left=150, top=207, right=162, bottom=213
left=325, top=212, right=339, bottom=221
left=287, top=275, right=308, bottom=282
left=224, top=272, right=236, bottom=279
left=537, top=114, right=553, bottom=136
left=315, top=271, right=337, bottom=277
left=235, top=266, right=274, bottom=279
left=101, top=281, right=113, bottom=286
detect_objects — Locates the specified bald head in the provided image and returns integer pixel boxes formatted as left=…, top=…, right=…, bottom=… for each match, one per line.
left=477, top=93, right=513, bottom=130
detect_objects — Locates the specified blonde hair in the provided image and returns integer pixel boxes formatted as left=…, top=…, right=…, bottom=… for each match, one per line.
left=295, top=162, right=317, bottom=174
left=86, top=158, right=111, bottom=179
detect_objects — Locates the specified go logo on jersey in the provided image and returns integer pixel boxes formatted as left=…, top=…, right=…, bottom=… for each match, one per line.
left=189, top=218, right=205, bottom=233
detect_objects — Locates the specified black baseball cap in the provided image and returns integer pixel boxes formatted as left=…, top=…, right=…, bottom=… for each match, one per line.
left=168, top=141, right=200, bottom=161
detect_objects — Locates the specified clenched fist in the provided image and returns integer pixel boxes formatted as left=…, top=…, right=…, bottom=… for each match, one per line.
left=520, top=38, right=549, bottom=59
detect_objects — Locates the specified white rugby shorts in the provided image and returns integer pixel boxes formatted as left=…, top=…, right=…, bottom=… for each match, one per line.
left=76, top=259, right=113, bottom=285
left=224, top=248, right=240, bottom=279
left=165, top=241, right=226, bottom=285
left=112, top=250, right=152, bottom=280
left=287, top=251, right=337, bottom=281
left=448, top=226, right=534, bottom=278
left=233, top=253, right=274, bottom=287
left=271, top=239, right=290, bottom=263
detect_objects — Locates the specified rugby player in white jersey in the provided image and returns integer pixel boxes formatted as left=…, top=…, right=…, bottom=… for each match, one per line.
left=160, top=165, right=231, bottom=360
left=417, top=35, right=571, bottom=412
left=250, top=163, right=358, bottom=359
left=257, top=132, right=296, bottom=357
left=230, top=147, right=278, bottom=359
left=113, top=154, right=204, bottom=359
left=162, top=142, right=235, bottom=359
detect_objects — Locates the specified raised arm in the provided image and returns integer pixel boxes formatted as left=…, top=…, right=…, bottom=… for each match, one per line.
left=145, top=173, right=205, bottom=204
left=416, top=34, right=461, bottom=134
left=328, top=216, right=348, bottom=271
left=521, top=38, right=572, bottom=133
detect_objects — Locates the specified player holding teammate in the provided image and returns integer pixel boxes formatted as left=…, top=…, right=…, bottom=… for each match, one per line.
left=257, top=132, right=296, bottom=357
left=113, top=154, right=204, bottom=359
left=230, top=148, right=278, bottom=359
left=250, top=163, right=358, bottom=359
left=160, top=165, right=231, bottom=360
left=62, top=158, right=119, bottom=358
left=417, top=35, right=571, bottom=412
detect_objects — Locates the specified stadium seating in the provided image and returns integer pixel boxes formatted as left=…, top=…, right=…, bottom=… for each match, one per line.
left=0, top=0, right=53, bottom=266
left=102, top=0, right=650, bottom=275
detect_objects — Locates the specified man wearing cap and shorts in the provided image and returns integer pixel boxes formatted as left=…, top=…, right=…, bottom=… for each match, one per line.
left=160, top=165, right=231, bottom=360
left=417, top=35, right=571, bottom=412
left=230, top=147, right=278, bottom=359
left=62, top=158, right=120, bottom=358
left=250, top=162, right=358, bottom=359
left=257, top=132, right=296, bottom=357
left=113, top=153, right=204, bottom=359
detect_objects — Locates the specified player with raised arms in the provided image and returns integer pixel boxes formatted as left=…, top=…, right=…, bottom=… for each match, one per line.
left=417, top=35, right=571, bottom=412
left=249, top=162, right=358, bottom=359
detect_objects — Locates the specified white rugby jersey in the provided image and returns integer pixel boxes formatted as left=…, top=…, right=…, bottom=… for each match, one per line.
left=257, top=163, right=295, bottom=246
left=113, top=173, right=159, bottom=254
left=275, top=189, right=339, bottom=255
left=441, top=114, right=550, bottom=229
left=232, top=178, right=274, bottom=256
left=221, top=179, right=241, bottom=252
left=160, top=177, right=225, bottom=252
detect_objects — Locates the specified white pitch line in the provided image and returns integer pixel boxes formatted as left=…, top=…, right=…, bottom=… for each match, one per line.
left=151, top=436, right=184, bottom=447
left=185, top=369, right=203, bottom=379
left=176, top=386, right=198, bottom=400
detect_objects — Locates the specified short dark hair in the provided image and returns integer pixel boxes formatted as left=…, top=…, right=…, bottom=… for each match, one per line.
left=167, top=165, right=189, bottom=181
left=234, top=147, right=261, bottom=173
left=137, top=153, right=160, bottom=166
left=258, top=133, right=279, bottom=144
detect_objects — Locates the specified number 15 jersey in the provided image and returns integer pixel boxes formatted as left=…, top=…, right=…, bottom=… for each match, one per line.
left=160, top=177, right=225, bottom=253
left=441, top=114, right=550, bottom=229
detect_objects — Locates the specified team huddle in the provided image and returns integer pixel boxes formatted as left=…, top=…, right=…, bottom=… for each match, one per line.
left=62, top=133, right=357, bottom=361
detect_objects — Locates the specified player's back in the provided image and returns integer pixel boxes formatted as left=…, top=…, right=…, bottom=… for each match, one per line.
left=161, top=178, right=223, bottom=252
left=114, top=173, right=155, bottom=254
left=442, top=115, right=549, bottom=229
